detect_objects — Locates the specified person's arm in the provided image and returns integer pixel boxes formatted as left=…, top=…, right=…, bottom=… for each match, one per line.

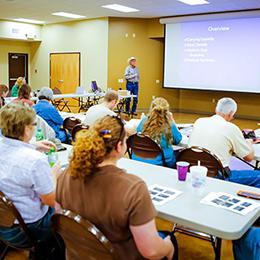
left=243, top=139, right=254, bottom=161
left=125, top=67, right=136, bottom=80
left=49, top=106, right=64, bottom=126
left=230, top=125, right=254, bottom=162
left=34, top=140, right=57, bottom=153
left=31, top=158, right=55, bottom=206
left=130, top=220, right=174, bottom=260
left=40, top=192, right=55, bottom=208
left=171, top=123, right=182, bottom=145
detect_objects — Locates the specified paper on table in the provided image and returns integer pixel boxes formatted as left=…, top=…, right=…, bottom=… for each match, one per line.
left=201, top=192, right=260, bottom=215
left=148, top=184, right=183, bottom=206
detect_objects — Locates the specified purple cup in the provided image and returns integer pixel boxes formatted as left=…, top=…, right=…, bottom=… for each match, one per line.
left=176, top=161, right=190, bottom=181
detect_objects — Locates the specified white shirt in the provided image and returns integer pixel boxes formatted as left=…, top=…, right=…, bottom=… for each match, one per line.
left=188, top=115, right=252, bottom=167
left=0, top=136, right=53, bottom=223
left=83, top=103, right=116, bottom=126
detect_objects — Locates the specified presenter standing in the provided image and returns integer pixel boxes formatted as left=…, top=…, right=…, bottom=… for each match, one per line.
left=124, top=57, right=139, bottom=115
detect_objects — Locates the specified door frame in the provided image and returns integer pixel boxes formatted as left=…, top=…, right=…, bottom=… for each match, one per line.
left=8, top=52, right=29, bottom=86
left=49, top=52, right=81, bottom=89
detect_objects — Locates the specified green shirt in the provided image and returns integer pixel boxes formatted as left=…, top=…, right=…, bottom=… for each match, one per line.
left=11, top=85, right=19, bottom=97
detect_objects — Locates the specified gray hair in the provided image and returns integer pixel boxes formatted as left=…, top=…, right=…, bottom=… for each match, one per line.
left=216, top=98, right=237, bottom=115
left=38, top=87, right=53, bottom=100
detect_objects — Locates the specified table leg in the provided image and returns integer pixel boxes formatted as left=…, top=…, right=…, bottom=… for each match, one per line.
left=214, top=237, right=222, bottom=260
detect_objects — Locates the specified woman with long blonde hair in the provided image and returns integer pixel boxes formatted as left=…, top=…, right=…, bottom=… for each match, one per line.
left=11, top=77, right=26, bottom=97
left=56, top=115, right=177, bottom=260
left=133, top=97, right=182, bottom=167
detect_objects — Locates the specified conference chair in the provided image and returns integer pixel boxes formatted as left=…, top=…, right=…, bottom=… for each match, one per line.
left=51, top=210, right=115, bottom=260
left=52, top=87, right=71, bottom=112
left=71, top=124, right=89, bottom=141
left=63, top=117, right=82, bottom=135
left=0, top=191, right=39, bottom=260
left=127, top=134, right=167, bottom=166
left=173, top=146, right=226, bottom=258
left=176, top=146, right=227, bottom=178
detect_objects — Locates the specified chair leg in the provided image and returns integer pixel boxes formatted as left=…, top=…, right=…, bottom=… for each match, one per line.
left=0, top=244, right=9, bottom=260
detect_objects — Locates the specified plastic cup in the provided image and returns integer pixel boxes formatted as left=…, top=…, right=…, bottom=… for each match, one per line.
left=176, top=161, right=190, bottom=181
left=190, top=166, right=208, bottom=189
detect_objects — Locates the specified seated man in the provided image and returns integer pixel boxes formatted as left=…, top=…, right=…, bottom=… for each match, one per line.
left=188, top=97, right=260, bottom=188
left=0, top=103, right=63, bottom=258
left=233, top=227, right=260, bottom=260
left=83, top=90, right=118, bottom=126
left=33, top=87, right=68, bottom=142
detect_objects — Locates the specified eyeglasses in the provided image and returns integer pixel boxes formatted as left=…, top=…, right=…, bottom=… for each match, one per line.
left=31, top=122, right=37, bottom=126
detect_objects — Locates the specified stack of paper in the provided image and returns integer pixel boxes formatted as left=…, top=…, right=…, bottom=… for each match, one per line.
left=201, top=192, right=260, bottom=215
left=148, top=184, right=182, bottom=206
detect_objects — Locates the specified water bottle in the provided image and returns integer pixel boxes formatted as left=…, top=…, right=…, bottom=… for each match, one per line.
left=141, top=112, right=145, bottom=120
left=36, top=128, right=44, bottom=141
left=48, top=147, right=57, bottom=167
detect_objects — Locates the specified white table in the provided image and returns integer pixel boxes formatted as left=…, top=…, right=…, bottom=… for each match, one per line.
left=57, top=146, right=259, bottom=259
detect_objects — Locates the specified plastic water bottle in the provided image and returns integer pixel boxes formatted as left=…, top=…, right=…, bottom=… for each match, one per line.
left=141, top=112, right=145, bottom=120
left=48, top=147, right=57, bottom=167
left=36, top=128, right=44, bottom=141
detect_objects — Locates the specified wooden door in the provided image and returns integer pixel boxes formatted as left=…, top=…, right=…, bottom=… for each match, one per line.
left=8, top=53, right=28, bottom=93
left=50, top=53, right=80, bottom=93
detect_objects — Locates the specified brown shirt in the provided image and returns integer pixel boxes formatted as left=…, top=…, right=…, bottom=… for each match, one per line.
left=56, top=165, right=157, bottom=260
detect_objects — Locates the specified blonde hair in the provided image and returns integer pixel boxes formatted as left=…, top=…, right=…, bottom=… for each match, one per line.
left=0, top=102, right=36, bottom=141
left=15, top=77, right=25, bottom=87
left=69, top=116, right=125, bottom=179
left=142, top=97, right=173, bottom=145
left=104, top=90, right=118, bottom=102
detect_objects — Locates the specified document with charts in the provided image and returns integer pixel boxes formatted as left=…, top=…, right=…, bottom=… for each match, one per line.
left=201, top=192, right=260, bottom=215
left=148, top=184, right=182, bottom=206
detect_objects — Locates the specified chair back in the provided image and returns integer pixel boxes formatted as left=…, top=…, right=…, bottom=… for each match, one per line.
left=127, top=134, right=166, bottom=165
left=0, top=191, right=36, bottom=247
left=71, top=124, right=89, bottom=141
left=53, top=87, right=62, bottom=95
left=35, top=115, right=56, bottom=140
left=51, top=210, right=115, bottom=260
left=63, top=117, right=82, bottom=134
left=177, top=146, right=226, bottom=177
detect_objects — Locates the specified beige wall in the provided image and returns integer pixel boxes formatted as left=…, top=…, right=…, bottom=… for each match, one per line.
left=30, top=18, right=108, bottom=90
left=0, top=39, right=31, bottom=85
left=108, top=18, right=179, bottom=111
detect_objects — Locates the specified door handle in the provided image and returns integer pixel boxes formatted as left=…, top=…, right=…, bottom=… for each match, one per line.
left=58, top=79, right=64, bottom=83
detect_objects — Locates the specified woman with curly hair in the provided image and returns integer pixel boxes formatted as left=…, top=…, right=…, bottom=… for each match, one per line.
left=133, top=97, right=182, bottom=167
left=56, top=115, right=177, bottom=260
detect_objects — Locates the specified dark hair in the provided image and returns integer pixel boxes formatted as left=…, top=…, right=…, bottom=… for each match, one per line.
left=0, top=84, right=9, bottom=96
left=18, top=84, right=31, bottom=99
left=38, top=95, right=50, bottom=100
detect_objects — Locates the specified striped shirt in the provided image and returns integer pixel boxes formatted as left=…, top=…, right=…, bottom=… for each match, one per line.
left=125, top=66, right=140, bottom=83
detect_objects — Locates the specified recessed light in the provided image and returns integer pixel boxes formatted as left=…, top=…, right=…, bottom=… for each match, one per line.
left=52, top=12, right=86, bottom=19
left=102, top=4, right=139, bottom=13
left=13, top=18, right=45, bottom=24
left=178, top=0, right=210, bottom=5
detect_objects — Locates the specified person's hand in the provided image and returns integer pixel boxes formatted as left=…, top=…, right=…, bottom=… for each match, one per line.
left=164, top=236, right=174, bottom=260
left=35, top=140, right=57, bottom=153
left=167, top=111, right=175, bottom=123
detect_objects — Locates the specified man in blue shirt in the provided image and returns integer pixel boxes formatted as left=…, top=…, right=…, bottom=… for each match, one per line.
left=33, top=87, right=68, bottom=142
left=124, top=57, right=140, bottom=115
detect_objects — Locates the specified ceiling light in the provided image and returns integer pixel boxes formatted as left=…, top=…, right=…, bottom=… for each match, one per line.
left=102, top=4, right=139, bottom=13
left=52, top=12, right=86, bottom=19
left=13, top=18, right=45, bottom=24
left=178, top=0, right=210, bottom=5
